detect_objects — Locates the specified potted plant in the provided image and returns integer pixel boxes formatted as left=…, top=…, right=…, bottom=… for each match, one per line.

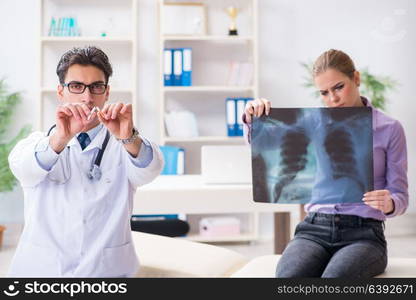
left=0, top=79, right=31, bottom=249
left=300, top=62, right=397, bottom=111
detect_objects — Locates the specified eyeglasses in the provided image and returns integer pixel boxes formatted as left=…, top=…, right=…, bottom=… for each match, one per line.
left=63, top=81, right=108, bottom=95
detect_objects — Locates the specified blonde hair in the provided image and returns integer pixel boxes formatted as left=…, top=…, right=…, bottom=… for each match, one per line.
left=312, top=49, right=356, bottom=79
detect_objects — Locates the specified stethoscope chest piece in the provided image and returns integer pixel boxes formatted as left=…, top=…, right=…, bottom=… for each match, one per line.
left=88, top=164, right=102, bottom=181
left=47, top=124, right=110, bottom=182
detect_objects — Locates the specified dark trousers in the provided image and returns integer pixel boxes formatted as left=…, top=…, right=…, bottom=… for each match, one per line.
left=276, top=212, right=387, bottom=278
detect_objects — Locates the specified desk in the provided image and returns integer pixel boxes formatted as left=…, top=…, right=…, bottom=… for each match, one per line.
left=134, top=175, right=303, bottom=254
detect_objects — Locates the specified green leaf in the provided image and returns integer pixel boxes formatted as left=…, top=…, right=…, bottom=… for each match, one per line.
left=0, top=79, right=31, bottom=193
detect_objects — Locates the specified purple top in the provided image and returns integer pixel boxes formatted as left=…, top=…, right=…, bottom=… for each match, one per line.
left=243, top=98, right=408, bottom=221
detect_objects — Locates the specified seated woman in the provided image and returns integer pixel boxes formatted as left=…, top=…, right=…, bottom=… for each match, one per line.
left=243, top=49, right=408, bottom=278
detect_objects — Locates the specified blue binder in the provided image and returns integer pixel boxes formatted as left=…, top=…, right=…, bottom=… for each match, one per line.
left=173, top=49, right=183, bottom=86
left=226, top=98, right=237, bottom=136
left=163, top=48, right=173, bottom=86
left=236, top=98, right=246, bottom=136
left=160, top=145, right=185, bottom=175
left=181, top=48, right=192, bottom=86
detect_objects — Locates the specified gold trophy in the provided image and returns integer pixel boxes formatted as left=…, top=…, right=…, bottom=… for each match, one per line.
left=226, top=6, right=239, bottom=36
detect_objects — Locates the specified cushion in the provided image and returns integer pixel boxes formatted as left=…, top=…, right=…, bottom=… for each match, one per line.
left=231, top=255, right=416, bottom=278
left=377, top=258, right=416, bottom=278
left=231, top=255, right=279, bottom=278
left=132, top=231, right=248, bottom=277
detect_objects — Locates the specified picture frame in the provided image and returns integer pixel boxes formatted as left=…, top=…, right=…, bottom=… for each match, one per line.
left=162, top=2, right=207, bottom=36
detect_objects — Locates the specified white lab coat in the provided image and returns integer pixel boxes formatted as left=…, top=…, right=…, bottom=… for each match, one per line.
left=7, top=126, right=163, bottom=277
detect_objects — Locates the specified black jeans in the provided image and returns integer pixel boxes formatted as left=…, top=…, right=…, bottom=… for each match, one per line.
left=276, top=212, right=387, bottom=278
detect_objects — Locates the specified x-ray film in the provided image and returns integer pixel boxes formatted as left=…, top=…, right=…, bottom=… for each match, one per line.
left=251, top=107, right=373, bottom=204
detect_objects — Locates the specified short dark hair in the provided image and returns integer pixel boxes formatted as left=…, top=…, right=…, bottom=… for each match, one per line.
left=56, top=46, right=113, bottom=84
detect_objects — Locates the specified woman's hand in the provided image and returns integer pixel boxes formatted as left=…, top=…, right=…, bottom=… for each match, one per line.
left=244, top=98, right=271, bottom=123
left=362, top=189, right=395, bottom=214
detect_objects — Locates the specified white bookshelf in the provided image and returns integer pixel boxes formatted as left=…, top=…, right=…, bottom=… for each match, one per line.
left=157, top=0, right=259, bottom=243
left=41, top=37, right=133, bottom=43
left=182, top=232, right=258, bottom=243
left=182, top=211, right=259, bottom=243
left=158, top=0, right=259, bottom=172
left=163, top=35, right=254, bottom=41
left=164, top=136, right=245, bottom=143
left=164, top=85, right=255, bottom=92
left=41, top=88, right=133, bottom=94
left=38, top=0, right=138, bottom=131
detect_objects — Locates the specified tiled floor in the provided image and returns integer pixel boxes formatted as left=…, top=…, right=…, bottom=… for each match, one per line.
left=1, top=214, right=415, bottom=276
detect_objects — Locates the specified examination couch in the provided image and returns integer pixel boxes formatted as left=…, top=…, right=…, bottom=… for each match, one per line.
left=132, top=231, right=416, bottom=278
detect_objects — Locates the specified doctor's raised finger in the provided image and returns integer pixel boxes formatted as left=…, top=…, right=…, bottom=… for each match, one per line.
left=65, top=104, right=82, bottom=121
left=101, top=103, right=111, bottom=120
left=57, top=105, right=73, bottom=118
left=111, top=102, right=124, bottom=119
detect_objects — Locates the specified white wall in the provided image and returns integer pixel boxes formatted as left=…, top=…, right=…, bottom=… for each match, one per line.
left=1, top=0, right=414, bottom=233
left=257, top=0, right=416, bottom=237
left=0, top=1, right=38, bottom=141
left=257, top=0, right=415, bottom=206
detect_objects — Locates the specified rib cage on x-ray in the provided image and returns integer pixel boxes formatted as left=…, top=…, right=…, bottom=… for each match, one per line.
left=251, top=107, right=373, bottom=204
left=322, top=108, right=367, bottom=192
left=324, top=128, right=363, bottom=190
left=270, top=109, right=310, bottom=202
left=273, top=128, right=310, bottom=203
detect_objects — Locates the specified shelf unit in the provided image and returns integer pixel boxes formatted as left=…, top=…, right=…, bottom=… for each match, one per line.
left=183, top=212, right=259, bottom=243
left=41, top=37, right=134, bottom=43
left=158, top=0, right=259, bottom=173
left=38, top=0, right=138, bottom=131
left=157, top=0, right=259, bottom=243
left=163, top=85, right=255, bottom=92
left=163, top=35, right=254, bottom=41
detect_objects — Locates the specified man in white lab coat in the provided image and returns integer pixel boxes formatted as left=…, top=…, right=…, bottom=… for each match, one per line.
left=7, top=46, right=164, bottom=277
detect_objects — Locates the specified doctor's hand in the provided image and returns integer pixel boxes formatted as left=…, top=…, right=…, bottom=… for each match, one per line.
left=362, top=189, right=395, bottom=214
left=97, top=102, right=134, bottom=140
left=244, top=98, right=271, bottom=124
left=50, top=103, right=93, bottom=153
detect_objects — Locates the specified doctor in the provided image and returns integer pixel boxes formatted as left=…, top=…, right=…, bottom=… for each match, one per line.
left=7, top=46, right=164, bottom=277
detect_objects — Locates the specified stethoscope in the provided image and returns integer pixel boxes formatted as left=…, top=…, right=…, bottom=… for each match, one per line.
left=47, top=124, right=110, bottom=182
